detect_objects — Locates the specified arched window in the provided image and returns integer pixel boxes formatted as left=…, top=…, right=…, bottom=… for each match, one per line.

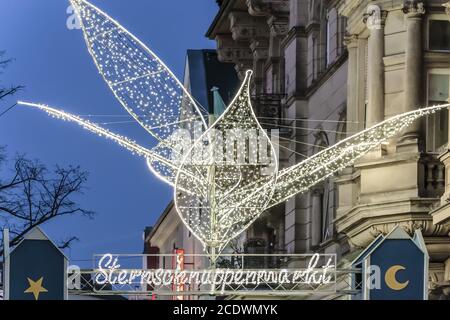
left=311, top=130, right=333, bottom=246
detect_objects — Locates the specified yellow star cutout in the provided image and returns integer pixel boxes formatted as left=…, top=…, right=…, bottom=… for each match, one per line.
left=24, top=277, right=48, bottom=300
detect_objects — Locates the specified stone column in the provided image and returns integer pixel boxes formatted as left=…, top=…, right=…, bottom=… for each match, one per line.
left=344, top=34, right=359, bottom=135
left=311, top=188, right=323, bottom=247
left=402, top=1, right=425, bottom=138
left=250, top=39, right=269, bottom=95
left=365, top=5, right=387, bottom=127
left=268, top=16, right=289, bottom=94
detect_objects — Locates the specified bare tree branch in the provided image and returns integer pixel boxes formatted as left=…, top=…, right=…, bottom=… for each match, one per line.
left=58, top=236, right=79, bottom=250
left=0, top=147, right=94, bottom=255
left=0, top=51, right=24, bottom=105
left=0, top=86, right=24, bottom=100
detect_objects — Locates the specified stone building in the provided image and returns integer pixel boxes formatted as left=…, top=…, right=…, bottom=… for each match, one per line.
left=205, top=0, right=450, bottom=298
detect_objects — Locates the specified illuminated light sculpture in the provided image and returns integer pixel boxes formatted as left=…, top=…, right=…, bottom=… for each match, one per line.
left=174, top=70, right=279, bottom=258
left=18, top=0, right=450, bottom=260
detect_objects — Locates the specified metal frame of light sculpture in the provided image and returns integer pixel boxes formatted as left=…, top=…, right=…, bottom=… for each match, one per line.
left=174, top=70, right=279, bottom=259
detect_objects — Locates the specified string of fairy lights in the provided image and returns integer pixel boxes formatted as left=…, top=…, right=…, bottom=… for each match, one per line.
left=17, top=101, right=203, bottom=189
left=19, top=0, right=450, bottom=258
left=248, top=103, right=450, bottom=209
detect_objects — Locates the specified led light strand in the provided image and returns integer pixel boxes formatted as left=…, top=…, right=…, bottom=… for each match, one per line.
left=260, top=103, right=450, bottom=209
left=17, top=101, right=203, bottom=188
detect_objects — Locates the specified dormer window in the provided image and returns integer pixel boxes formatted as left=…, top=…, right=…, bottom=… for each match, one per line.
left=428, top=18, right=450, bottom=51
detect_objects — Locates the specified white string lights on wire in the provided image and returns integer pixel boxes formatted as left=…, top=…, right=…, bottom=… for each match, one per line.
left=19, top=0, right=450, bottom=260
left=17, top=101, right=202, bottom=189
left=262, top=103, right=450, bottom=208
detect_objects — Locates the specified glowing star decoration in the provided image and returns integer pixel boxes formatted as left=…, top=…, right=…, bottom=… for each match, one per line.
left=18, top=0, right=450, bottom=260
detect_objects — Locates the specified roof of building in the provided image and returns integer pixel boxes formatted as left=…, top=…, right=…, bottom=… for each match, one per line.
left=206, top=0, right=245, bottom=38
left=145, top=201, right=174, bottom=244
left=185, top=49, right=239, bottom=113
left=351, top=226, right=428, bottom=266
left=9, top=226, right=68, bottom=260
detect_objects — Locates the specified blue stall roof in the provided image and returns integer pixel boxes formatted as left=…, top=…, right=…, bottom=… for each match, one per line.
left=351, top=226, right=428, bottom=267
left=9, top=226, right=68, bottom=260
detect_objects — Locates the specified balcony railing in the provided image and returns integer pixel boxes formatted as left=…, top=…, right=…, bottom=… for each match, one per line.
left=420, top=153, right=445, bottom=198
left=252, top=93, right=287, bottom=129
left=240, top=238, right=288, bottom=269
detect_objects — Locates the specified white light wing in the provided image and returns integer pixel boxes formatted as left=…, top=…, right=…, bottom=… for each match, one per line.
left=70, top=0, right=208, bottom=184
left=265, top=104, right=450, bottom=207
left=17, top=101, right=202, bottom=189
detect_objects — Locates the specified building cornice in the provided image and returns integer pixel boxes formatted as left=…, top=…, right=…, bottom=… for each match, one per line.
left=146, top=201, right=175, bottom=243
left=280, top=26, right=306, bottom=49
left=444, top=1, right=450, bottom=15
left=206, top=0, right=235, bottom=38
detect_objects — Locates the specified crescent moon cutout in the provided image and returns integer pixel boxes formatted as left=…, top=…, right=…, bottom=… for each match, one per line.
left=385, top=265, right=409, bottom=291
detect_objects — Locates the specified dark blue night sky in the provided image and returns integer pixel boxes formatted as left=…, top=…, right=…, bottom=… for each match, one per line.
left=0, top=0, right=217, bottom=267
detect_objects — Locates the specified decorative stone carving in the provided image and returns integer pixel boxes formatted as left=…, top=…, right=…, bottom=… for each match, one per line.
left=402, top=0, right=426, bottom=16
left=249, top=39, right=269, bottom=93
left=229, top=11, right=269, bottom=41
left=268, top=16, right=289, bottom=37
left=342, top=218, right=450, bottom=252
left=247, top=0, right=289, bottom=17
left=343, top=34, right=358, bottom=48
left=245, top=0, right=288, bottom=67
left=363, top=4, right=387, bottom=30
left=308, top=0, right=322, bottom=25
left=215, top=35, right=253, bottom=79
left=444, top=2, right=450, bottom=15
left=234, top=61, right=254, bottom=80
left=250, top=39, right=269, bottom=60
left=215, top=34, right=253, bottom=64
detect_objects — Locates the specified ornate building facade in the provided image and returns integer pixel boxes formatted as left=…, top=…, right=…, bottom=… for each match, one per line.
left=206, top=0, right=450, bottom=298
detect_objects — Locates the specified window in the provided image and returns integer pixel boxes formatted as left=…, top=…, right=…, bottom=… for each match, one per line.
left=265, top=66, right=273, bottom=94
left=428, top=18, right=450, bottom=51
left=312, top=131, right=332, bottom=244
left=321, top=181, right=331, bottom=242
left=326, top=16, right=331, bottom=66
left=427, top=71, right=450, bottom=151
left=364, top=41, right=368, bottom=129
